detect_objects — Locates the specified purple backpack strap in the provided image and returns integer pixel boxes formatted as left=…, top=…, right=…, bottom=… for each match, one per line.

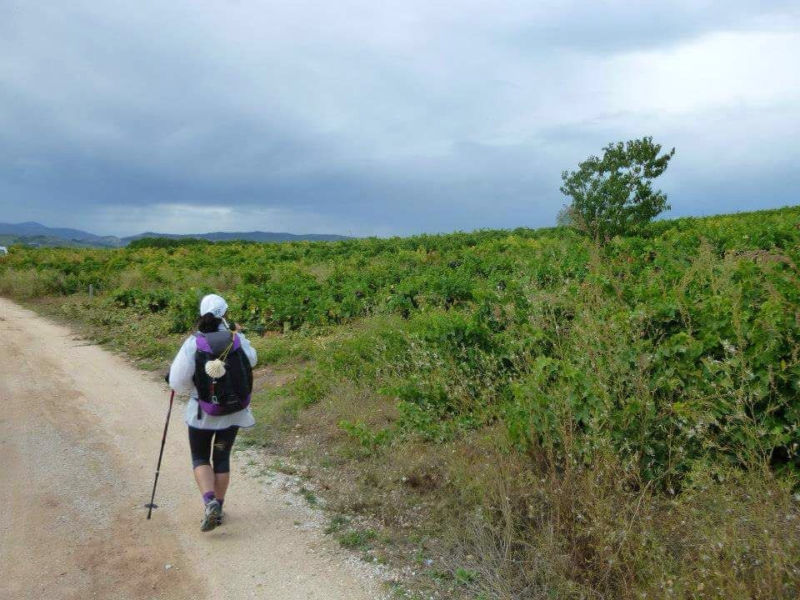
left=195, top=333, right=213, bottom=353
left=196, top=331, right=237, bottom=354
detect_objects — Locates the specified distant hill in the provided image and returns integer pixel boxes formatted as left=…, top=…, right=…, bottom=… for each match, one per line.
left=0, top=222, right=350, bottom=248
left=0, top=221, right=106, bottom=240
left=0, top=234, right=116, bottom=249
left=0, top=222, right=122, bottom=247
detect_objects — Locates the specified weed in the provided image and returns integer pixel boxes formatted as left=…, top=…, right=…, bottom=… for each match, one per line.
left=324, top=515, right=350, bottom=535
left=299, top=487, right=319, bottom=507
left=337, top=528, right=378, bottom=551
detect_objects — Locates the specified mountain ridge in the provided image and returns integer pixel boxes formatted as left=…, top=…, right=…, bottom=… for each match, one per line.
left=0, top=222, right=350, bottom=247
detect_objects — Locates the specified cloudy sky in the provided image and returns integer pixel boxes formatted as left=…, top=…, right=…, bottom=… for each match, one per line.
left=1, top=1, right=798, bottom=237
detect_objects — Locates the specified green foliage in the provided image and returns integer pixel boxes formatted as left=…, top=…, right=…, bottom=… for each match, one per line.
left=454, top=568, right=479, bottom=586
left=290, top=368, right=330, bottom=408
left=127, top=237, right=212, bottom=249
left=3, top=205, right=799, bottom=599
left=339, top=420, right=393, bottom=455
left=337, top=528, right=378, bottom=551
left=299, top=486, right=319, bottom=506
left=1, top=206, right=799, bottom=486
left=561, top=136, right=675, bottom=240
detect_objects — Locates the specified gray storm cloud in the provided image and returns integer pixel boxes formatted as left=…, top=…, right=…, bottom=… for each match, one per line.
left=1, top=0, right=798, bottom=236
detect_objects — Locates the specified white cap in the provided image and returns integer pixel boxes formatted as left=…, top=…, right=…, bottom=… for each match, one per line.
left=199, top=294, right=228, bottom=318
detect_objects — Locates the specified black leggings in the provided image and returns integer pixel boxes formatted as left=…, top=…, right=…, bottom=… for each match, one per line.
left=188, top=426, right=239, bottom=473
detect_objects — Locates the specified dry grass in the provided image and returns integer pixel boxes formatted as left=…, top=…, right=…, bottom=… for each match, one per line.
left=450, top=454, right=800, bottom=600
left=0, top=268, right=60, bottom=299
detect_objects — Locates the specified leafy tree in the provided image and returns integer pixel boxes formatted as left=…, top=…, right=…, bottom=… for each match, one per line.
left=560, top=137, right=675, bottom=240
left=555, top=206, right=575, bottom=227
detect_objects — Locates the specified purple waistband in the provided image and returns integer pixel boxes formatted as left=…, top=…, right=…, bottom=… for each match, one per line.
left=197, top=395, right=251, bottom=417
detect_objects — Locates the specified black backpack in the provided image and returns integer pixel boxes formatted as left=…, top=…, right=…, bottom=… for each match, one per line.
left=192, top=331, right=253, bottom=418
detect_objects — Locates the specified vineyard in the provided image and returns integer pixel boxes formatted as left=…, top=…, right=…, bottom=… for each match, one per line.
left=2, top=205, right=799, bottom=598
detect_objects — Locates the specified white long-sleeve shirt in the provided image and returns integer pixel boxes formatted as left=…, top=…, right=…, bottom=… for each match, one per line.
left=169, top=326, right=258, bottom=430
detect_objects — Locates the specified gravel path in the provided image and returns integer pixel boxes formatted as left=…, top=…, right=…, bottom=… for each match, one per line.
left=0, top=297, right=380, bottom=600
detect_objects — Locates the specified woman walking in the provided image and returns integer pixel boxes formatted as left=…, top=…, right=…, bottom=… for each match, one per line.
left=169, top=293, right=257, bottom=532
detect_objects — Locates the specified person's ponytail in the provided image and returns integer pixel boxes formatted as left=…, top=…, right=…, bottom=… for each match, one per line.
left=196, top=312, right=223, bottom=333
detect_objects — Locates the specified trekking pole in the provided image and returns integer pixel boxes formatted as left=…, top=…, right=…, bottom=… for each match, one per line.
left=146, top=389, right=175, bottom=519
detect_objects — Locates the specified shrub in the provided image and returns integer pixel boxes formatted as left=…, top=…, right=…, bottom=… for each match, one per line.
left=560, top=136, right=675, bottom=241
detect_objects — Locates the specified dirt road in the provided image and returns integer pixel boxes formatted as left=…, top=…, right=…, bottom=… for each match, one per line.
left=0, top=298, right=380, bottom=600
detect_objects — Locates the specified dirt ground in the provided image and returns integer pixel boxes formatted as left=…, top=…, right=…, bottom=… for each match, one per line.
left=0, top=297, right=381, bottom=600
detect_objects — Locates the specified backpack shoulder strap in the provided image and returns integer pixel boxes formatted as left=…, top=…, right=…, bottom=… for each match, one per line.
left=199, top=330, right=236, bottom=356
left=194, top=332, right=213, bottom=354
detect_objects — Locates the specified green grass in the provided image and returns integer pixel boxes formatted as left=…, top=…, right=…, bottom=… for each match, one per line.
left=337, top=528, right=378, bottom=551
left=299, top=486, right=319, bottom=507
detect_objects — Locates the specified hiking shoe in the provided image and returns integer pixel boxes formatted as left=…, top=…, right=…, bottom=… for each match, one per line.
left=200, top=499, right=222, bottom=532
left=217, top=509, right=225, bottom=526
